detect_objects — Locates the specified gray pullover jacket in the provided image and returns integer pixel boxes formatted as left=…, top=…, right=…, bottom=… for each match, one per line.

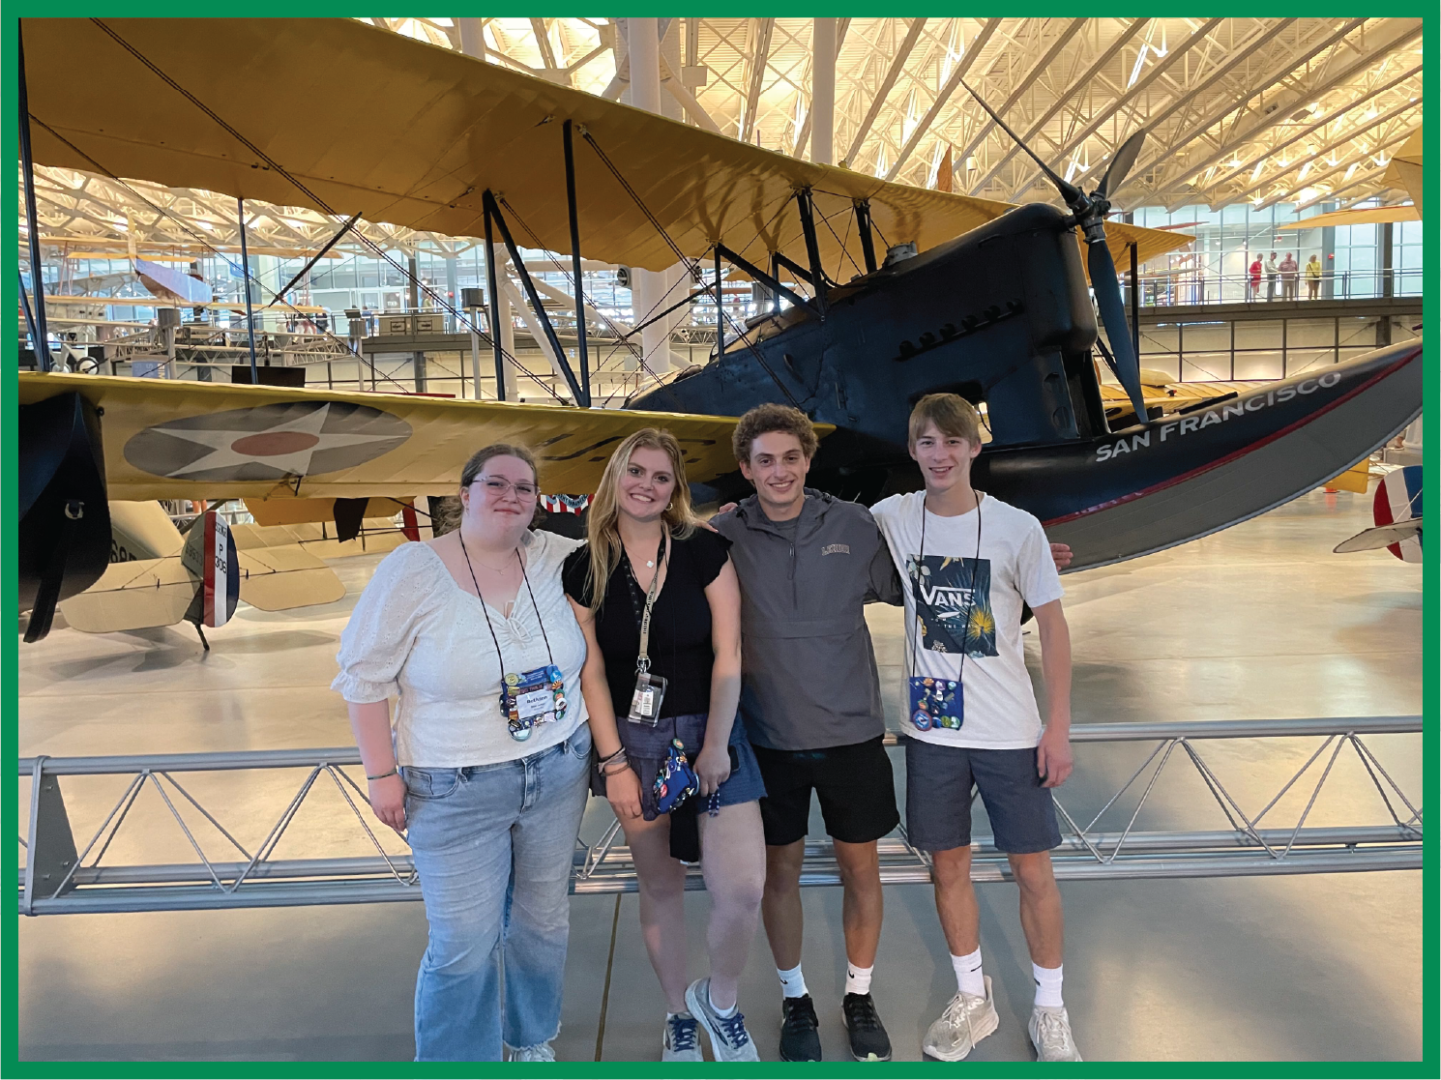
left=712, top=489, right=902, bottom=751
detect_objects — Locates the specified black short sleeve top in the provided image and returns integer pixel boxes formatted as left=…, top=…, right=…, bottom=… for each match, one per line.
left=562, top=528, right=732, bottom=720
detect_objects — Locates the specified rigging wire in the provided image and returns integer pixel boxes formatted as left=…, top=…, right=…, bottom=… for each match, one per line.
left=496, top=195, right=682, bottom=393
left=27, top=119, right=420, bottom=396
left=581, top=129, right=802, bottom=408
left=83, top=18, right=565, bottom=402
left=493, top=196, right=686, bottom=409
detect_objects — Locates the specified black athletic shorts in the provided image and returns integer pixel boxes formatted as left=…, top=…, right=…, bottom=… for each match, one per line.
left=751, top=736, right=900, bottom=847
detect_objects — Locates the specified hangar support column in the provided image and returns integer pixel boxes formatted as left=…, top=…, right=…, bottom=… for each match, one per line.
left=461, top=18, right=516, bottom=400
left=811, top=19, right=836, bottom=166
left=626, top=18, right=672, bottom=375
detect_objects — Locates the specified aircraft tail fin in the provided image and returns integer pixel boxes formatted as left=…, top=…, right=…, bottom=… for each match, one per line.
left=1372, top=465, right=1423, bottom=562
left=181, top=510, right=241, bottom=626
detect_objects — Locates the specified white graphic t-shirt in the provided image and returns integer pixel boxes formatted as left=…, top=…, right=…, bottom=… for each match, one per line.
left=871, top=491, right=1063, bottom=749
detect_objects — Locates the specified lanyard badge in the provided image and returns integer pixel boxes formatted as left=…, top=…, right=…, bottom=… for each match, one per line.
left=626, top=535, right=669, bottom=726
left=909, top=675, right=963, bottom=731
left=502, top=664, right=568, bottom=741
left=907, top=495, right=983, bottom=734
left=460, top=535, right=565, bottom=742
left=628, top=671, right=668, bottom=725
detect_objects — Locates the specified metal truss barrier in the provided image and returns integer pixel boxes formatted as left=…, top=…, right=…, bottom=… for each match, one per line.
left=18, top=717, right=1422, bottom=915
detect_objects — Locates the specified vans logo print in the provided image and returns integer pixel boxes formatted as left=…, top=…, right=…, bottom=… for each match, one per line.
left=822, top=544, right=851, bottom=556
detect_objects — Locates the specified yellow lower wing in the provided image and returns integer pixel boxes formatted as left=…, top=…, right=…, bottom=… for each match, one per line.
left=20, top=373, right=793, bottom=501
left=230, top=518, right=409, bottom=559
left=58, top=558, right=197, bottom=633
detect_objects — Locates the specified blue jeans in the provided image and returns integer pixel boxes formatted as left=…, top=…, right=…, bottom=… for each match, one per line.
left=404, top=724, right=592, bottom=1061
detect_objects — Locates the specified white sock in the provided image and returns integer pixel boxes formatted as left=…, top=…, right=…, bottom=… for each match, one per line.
left=1032, top=963, right=1064, bottom=1009
left=951, top=948, right=985, bottom=997
left=709, top=984, right=737, bottom=1018
left=777, top=963, right=808, bottom=999
left=844, top=961, right=874, bottom=996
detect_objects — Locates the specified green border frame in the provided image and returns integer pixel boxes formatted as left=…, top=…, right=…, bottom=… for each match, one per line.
left=2, top=7, right=1434, bottom=1076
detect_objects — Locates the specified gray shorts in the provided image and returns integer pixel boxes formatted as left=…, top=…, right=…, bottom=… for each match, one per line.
left=903, top=738, right=1061, bottom=854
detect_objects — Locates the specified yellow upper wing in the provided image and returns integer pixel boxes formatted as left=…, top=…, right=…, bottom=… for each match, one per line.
left=23, top=18, right=1188, bottom=280
left=20, top=372, right=778, bottom=501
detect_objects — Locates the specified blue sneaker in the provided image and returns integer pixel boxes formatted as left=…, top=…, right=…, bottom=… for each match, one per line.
left=662, top=1011, right=703, bottom=1062
left=684, top=978, right=760, bottom=1062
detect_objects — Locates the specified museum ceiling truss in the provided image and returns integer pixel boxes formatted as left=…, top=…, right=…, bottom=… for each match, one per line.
left=20, top=18, right=1422, bottom=263
left=18, top=716, right=1422, bottom=915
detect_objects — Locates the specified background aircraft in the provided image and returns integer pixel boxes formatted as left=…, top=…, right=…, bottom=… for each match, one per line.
left=57, top=501, right=407, bottom=645
left=16, top=18, right=1422, bottom=640
left=1334, top=465, right=1422, bottom=563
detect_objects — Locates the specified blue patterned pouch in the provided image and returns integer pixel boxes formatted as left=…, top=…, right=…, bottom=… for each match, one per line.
left=653, top=738, right=699, bottom=814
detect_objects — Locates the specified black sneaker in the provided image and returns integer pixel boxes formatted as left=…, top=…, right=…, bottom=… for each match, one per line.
left=842, top=993, right=892, bottom=1061
left=779, top=994, right=822, bottom=1062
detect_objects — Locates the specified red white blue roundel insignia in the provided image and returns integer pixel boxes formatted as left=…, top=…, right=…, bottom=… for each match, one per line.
left=123, top=401, right=411, bottom=482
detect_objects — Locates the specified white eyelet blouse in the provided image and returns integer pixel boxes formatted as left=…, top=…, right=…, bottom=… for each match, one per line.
left=332, top=530, right=587, bottom=767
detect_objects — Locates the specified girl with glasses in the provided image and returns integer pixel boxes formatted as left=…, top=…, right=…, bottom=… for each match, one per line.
left=334, top=443, right=591, bottom=1062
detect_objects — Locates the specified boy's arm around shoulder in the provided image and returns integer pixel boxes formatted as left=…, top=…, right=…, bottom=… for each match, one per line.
left=863, top=515, right=904, bottom=605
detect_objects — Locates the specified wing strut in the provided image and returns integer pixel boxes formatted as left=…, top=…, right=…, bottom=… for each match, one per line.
left=796, top=189, right=827, bottom=315
left=854, top=200, right=879, bottom=274
left=562, top=120, right=592, bottom=408
left=237, top=197, right=259, bottom=383
left=18, top=25, right=52, bottom=372
left=482, top=200, right=508, bottom=401
left=715, top=245, right=805, bottom=310
left=483, top=190, right=587, bottom=406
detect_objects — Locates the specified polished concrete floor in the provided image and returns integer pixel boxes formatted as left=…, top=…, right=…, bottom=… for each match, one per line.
left=16, top=486, right=1423, bottom=1062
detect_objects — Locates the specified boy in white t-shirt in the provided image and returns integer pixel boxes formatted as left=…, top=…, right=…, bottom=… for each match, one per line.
left=871, top=394, right=1080, bottom=1063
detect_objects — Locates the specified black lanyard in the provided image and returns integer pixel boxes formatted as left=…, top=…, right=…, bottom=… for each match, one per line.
left=908, top=492, right=984, bottom=680
left=459, top=534, right=556, bottom=675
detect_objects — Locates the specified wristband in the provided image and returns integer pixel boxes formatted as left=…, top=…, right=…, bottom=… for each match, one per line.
left=367, top=767, right=398, bottom=781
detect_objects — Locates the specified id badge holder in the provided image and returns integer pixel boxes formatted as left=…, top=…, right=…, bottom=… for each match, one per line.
left=908, top=675, right=963, bottom=732
left=503, top=664, right=568, bottom=741
left=627, top=671, right=668, bottom=726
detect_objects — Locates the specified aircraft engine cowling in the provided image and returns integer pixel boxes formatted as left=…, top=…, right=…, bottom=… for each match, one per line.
left=19, top=392, right=112, bottom=641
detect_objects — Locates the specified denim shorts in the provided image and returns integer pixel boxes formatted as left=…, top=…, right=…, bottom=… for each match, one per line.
left=903, top=738, right=1061, bottom=854
left=615, top=711, right=767, bottom=821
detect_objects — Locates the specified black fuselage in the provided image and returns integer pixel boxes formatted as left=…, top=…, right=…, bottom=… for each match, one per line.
left=624, top=202, right=1422, bottom=571
left=627, top=202, right=1106, bottom=502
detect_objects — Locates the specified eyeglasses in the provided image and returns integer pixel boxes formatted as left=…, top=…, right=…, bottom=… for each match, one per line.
left=474, top=475, right=539, bottom=499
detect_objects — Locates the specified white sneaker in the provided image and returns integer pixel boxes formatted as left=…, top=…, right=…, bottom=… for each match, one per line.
left=509, top=1042, right=556, bottom=1061
left=922, top=976, right=999, bottom=1061
left=684, top=978, right=760, bottom=1062
left=661, top=1012, right=704, bottom=1062
left=1028, top=1005, right=1083, bottom=1061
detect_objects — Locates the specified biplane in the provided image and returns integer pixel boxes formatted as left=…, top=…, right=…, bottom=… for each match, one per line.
left=1334, top=465, right=1423, bottom=563
left=57, top=500, right=410, bottom=644
left=17, top=18, right=1422, bottom=642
